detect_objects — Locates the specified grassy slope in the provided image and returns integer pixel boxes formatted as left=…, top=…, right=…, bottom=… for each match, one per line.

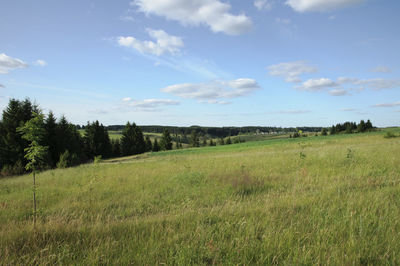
left=1, top=129, right=400, bottom=264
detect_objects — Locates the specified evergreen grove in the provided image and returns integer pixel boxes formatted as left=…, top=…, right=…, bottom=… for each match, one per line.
left=0, top=99, right=177, bottom=177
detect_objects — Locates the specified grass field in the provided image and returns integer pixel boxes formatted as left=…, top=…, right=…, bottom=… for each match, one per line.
left=1, top=129, right=400, bottom=264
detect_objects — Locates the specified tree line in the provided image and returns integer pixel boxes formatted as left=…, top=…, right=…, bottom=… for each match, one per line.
left=0, top=99, right=175, bottom=177
left=96, top=125, right=323, bottom=139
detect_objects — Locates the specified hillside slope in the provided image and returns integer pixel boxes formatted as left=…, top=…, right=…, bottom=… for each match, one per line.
left=1, top=130, right=400, bottom=264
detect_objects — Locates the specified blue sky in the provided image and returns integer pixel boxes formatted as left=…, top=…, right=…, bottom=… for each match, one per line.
left=0, top=0, right=399, bottom=127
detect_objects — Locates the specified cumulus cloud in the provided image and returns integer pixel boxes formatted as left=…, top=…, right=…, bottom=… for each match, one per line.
left=34, top=59, right=47, bottom=66
left=372, top=101, right=400, bottom=108
left=122, top=98, right=180, bottom=111
left=297, top=78, right=338, bottom=91
left=268, top=61, right=317, bottom=83
left=161, top=78, right=261, bottom=103
left=372, top=66, right=391, bottom=73
left=0, top=53, right=28, bottom=74
left=254, top=0, right=272, bottom=10
left=118, top=29, right=184, bottom=56
left=132, top=0, right=252, bottom=35
left=286, top=0, right=364, bottom=12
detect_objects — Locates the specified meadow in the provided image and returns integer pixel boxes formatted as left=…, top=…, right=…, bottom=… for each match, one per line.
left=1, top=129, right=400, bottom=264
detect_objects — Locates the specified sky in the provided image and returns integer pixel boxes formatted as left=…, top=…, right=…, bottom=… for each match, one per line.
left=0, top=0, right=399, bottom=127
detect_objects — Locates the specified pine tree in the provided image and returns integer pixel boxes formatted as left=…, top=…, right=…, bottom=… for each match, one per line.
left=44, top=111, right=58, bottom=167
left=121, top=122, right=145, bottom=156
left=145, top=135, right=153, bottom=152
left=160, top=129, right=173, bottom=150
left=365, top=120, right=373, bottom=131
left=152, top=139, right=160, bottom=152
left=0, top=98, right=38, bottom=172
left=190, top=130, right=199, bottom=147
left=357, top=120, right=366, bottom=133
left=84, top=120, right=111, bottom=159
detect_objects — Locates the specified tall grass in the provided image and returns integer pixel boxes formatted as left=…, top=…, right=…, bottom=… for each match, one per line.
left=1, top=129, right=400, bottom=264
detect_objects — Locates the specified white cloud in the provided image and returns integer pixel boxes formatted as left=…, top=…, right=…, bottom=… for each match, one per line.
left=0, top=84, right=4, bottom=88
left=286, top=0, right=364, bottom=12
left=122, top=98, right=180, bottom=111
left=372, top=66, right=391, bottom=73
left=161, top=78, right=261, bottom=103
left=328, top=88, right=348, bottom=96
left=268, top=61, right=317, bottom=83
left=119, top=15, right=135, bottom=22
left=254, top=0, right=272, bottom=11
left=34, top=59, right=47, bottom=66
left=339, top=77, right=400, bottom=90
left=372, top=101, right=400, bottom=108
left=118, top=29, right=184, bottom=56
left=0, top=53, right=28, bottom=74
left=340, top=108, right=356, bottom=111
left=132, top=0, right=252, bottom=35
left=297, top=78, right=338, bottom=91
left=276, top=18, right=291, bottom=24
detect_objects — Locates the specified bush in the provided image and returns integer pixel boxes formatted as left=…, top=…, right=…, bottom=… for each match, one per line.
left=94, top=155, right=103, bottom=164
left=384, top=131, right=397, bottom=138
left=57, top=150, right=70, bottom=168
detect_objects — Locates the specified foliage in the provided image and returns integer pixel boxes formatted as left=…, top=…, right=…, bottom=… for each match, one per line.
left=152, top=139, right=160, bottom=152
left=84, top=121, right=111, bottom=159
left=160, top=129, right=173, bottom=150
left=121, top=122, right=146, bottom=156
left=384, top=131, right=397, bottom=138
left=190, top=130, right=199, bottom=147
left=17, top=112, right=49, bottom=171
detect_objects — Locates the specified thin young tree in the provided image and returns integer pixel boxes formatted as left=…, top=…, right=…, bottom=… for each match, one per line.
left=18, top=112, right=48, bottom=228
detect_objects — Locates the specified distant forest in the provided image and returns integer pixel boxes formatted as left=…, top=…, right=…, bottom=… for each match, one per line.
left=79, top=125, right=323, bottom=138
left=0, top=98, right=374, bottom=177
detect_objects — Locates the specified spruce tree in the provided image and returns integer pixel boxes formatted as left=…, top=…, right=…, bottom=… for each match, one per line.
left=160, top=129, right=173, bottom=150
left=121, top=122, right=145, bottom=156
left=145, top=135, right=153, bottom=152
left=190, top=130, right=199, bottom=147
left=152, top=139, right=160, bottom=152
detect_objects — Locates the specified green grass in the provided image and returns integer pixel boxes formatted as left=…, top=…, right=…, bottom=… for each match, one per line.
left=1, top=129, right=400, bottom=264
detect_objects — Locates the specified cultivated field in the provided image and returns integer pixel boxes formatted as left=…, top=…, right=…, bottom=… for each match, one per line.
left=1, top=129, right=400, bottom=264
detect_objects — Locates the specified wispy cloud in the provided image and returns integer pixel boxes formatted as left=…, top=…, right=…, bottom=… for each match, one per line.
left=34, top=59, right=47, bottom=66
left=268, top=61, right=317, bottom=83
left=131, top=0, right=252, bottom=35
left=161, top=78, right=261, bottom=104
left=254, top=0, right=272, bottom=11
left=121, top=98, right=180, bottom=111
left=372, top=101, right=400, bottom=108
left=0, top=53, right=28, bottom=74
left=372, top=65, right=391, bottom=73
left=0, top=84, right=4, bottom=88
left=286, top=0, right=364, bottom=12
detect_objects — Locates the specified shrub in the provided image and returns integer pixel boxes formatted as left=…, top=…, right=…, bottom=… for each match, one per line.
left=57, top=150, right=70, bottom=168
left=384, top=131, right=397, bottom=138
left=94, top=155, right=103, bottom=164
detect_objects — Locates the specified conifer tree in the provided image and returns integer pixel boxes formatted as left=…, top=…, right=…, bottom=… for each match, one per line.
left=145, top=135, right=153, bottom=152
left=160, top=129, right=173, bottom=150
left=152, top=138, right=160, bottom=152
left=190, top=130, right=199, bottom=147
left=121, top=122, right=145, bottom=155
